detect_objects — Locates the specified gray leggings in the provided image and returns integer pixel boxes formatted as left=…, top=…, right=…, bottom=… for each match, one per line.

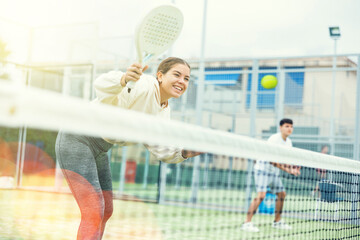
left=55, top=131, right=114, bottom=191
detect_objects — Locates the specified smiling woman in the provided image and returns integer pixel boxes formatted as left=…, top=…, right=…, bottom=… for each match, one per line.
left=55, top=57, right=203, bottom=240
left=157, top=58, right=190, bottom=102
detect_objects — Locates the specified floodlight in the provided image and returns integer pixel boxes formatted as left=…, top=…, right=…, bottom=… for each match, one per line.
left=329, top=26, right=341, bottom=39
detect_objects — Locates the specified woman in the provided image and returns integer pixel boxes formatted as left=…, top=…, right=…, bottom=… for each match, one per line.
left=55, top=57, right=202, bottom=240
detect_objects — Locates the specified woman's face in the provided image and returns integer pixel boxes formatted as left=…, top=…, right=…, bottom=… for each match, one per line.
left=158, top=63, right=190, bottom=100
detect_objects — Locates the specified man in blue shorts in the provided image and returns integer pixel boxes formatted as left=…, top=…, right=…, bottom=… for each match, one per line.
left=241, top=118, right=301, bottom=232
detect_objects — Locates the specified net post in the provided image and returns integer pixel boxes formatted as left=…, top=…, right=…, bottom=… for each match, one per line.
left=142, top=150, right=150, bottom=189
left=175, top=163, right=181, bottom=190
left=14, top=127, right=24, bottom=188
left=227, top=156, right=233, bottom=190
left=202, top=154, right=210, bottom=189
left=118, top=146, right=127, bottom=195
left=158, top=161, right=168, bottom=204
left=190, top=156, right=201, bottom=203
left=17, top=127, right=27, bottom=188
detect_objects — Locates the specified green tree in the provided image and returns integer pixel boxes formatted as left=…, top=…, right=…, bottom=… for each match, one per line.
left=0, top=38, right=11, bottom=61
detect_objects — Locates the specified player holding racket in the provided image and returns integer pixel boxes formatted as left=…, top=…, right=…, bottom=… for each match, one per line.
left=241, top=118, right=301, bottom=232
left=55, top=57, right=202, bottom=239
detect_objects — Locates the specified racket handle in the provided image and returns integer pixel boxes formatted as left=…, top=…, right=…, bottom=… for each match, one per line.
left=126, top=81, right=136, bottom=93
left=126, top=57, right=149, bottom=92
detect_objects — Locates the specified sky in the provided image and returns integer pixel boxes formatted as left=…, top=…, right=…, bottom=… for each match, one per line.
left=0, top=0, right=359, bottom=63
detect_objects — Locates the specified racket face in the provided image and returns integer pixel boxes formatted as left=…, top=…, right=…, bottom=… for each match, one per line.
left=135, top=5, right=184, bottom=63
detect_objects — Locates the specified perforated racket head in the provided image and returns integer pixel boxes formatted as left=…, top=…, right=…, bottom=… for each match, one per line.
left=127, top=4, right=184, bottom=91
left=135, top=4, right=184, bottom=63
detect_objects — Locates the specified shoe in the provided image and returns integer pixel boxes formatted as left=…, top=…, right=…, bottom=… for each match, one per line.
left=241, top=222, right=259, bottom=232
left=272, top=220, right=292, bottom=230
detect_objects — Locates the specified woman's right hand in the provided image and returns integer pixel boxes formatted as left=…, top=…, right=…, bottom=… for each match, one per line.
left=121, top=63, right=149, bottom=86
left=181, top=149, right=204, bottom=159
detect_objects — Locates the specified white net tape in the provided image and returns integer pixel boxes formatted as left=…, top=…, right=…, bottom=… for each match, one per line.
left=1, top=80, right=360, bottom=174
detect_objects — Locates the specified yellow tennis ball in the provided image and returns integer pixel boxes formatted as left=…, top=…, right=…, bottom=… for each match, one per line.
left=261, top=75, right=278, bottom=89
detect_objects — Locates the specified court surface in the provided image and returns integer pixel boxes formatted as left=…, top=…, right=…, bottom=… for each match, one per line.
left=1, top=188, right=358, bottom=240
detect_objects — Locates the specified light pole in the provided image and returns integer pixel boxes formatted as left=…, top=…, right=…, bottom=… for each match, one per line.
left=328, top=26, right=340, bottom=159
left=327, top=26, right=341, bottom=182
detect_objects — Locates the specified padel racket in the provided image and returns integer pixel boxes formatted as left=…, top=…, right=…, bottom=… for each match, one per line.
left=126, top=4, right=184, bottom=92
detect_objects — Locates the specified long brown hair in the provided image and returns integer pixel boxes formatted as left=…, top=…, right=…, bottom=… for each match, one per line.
left=157, top=57, right=190, bottom=77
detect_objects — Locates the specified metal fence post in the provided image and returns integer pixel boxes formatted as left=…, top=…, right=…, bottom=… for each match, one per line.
left=351, top=54, right=360, bottom=224
left=118, top=146, right=127, bottom=195
left=190, top=0, right=208, bottom=204
left=244, top=59, right=259, bottom=210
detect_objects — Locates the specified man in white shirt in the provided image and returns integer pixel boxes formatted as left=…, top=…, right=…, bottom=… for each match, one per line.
left=241, top=118, right=301, bottom=232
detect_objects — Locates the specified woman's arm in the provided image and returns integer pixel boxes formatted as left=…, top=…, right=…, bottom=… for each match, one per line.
left=144, top=145, right=203, bottom=164
left=144, top=145, right=186, bottom=164
left=181, top=150, right=203, bottom=159
left=94, top=71, right=126, bottom=105
left=94, top=64, right=148, bottom=105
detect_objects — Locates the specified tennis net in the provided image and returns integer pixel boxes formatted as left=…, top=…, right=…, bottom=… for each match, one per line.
left=0, top=80, right=359, bottom=240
